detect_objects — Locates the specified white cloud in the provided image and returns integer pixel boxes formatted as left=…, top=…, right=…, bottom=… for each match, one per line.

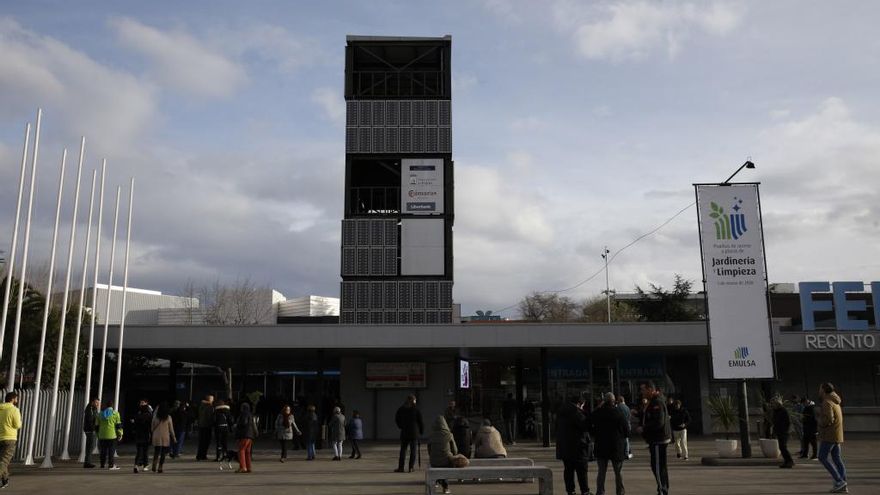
left=555, top=1, right=745, bottom=61
left=510, top=116, right=547, bottom=131
left=222, top=24, right=326, bottom=75
left=0, top=17, right=157, bottom=153
left=312, top=87, right=345, bottom=126
left=110, top=17, right=247, bottom=98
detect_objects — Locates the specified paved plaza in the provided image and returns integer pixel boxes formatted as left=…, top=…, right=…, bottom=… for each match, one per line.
left=5, top=436, right=879, bottom=494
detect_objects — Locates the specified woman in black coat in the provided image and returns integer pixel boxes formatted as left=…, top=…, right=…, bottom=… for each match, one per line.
left=592, top=393, right=628, bottom=495
left=556, top=395, right=591, bottom=495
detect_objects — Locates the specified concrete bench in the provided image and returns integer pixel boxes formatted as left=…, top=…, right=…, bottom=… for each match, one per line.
left=467, top=457, right=534, bottom=467
left=425, top=465, right=553, bottom=495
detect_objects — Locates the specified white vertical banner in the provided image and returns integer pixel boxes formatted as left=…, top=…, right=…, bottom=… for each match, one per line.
left=401, top=158, right=444, bottom=214
left=695, top=183, right=775, bottom=379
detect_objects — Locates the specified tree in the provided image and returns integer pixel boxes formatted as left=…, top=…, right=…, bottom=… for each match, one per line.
left=198, top=277, right=275, bottom=325
left=630, top=274, right=702, bottom=322
left=580, top=295, right=641, bottom=322
left=518, top=292, right=580, bottom=322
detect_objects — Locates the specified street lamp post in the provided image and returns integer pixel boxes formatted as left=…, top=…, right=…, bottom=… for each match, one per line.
left=601, top=247, right=613, bottom=323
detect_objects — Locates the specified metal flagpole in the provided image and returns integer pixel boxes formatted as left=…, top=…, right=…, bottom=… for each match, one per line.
left=41, top=138, right=85, bottom=468
left=82, top=160, right=106, bottom=460
left=112, top=178, right=133, bottom=408
left=61, top=167, right=96, bottom=460
left=7, top=109, right=42, bottom=391
left=0, top=123, right=30, bottom=361
left=23, top=148, right=67, bottom=465
left=96, top=186, right=121, bottom=406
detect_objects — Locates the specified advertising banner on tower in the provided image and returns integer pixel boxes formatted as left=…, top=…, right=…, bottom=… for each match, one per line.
left=401, top=158, right=444, bottom=214
left=695, top=183, right=775, bottom=379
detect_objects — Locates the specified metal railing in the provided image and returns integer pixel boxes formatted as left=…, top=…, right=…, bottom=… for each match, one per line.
left=1, top=388, right=85, bottom=461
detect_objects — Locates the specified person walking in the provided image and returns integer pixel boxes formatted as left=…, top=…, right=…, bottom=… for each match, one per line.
left=592, top=393, right=627, bottom=495
left=275, top=404, right=301, bottom=462
left=556, top=395, right=591, bottom=495
left=97, top=401, right=123, bottom=470
left=151, top=403, right=176, bottom=473
left=348, top=410, right=364, bottom=459
left=213, top=399, right=233, bottom=462
left=82, top=397, right=100, bottom=468
left=502, top=393, right=518, bottom=445
left=615, top=396, right=633, bottom=460
left=0, top=392, right=22, bottom=489
left=817, top=383, right=847, bottom=493
left=636, top=381, right=671, bottom=495
left=473, top=418, right=507, bottom=458
left=328, top=406, right=346, bottom=461
left=235, top=402, right=258, bottom=473
left=771, top=397, right=794, bottom=469
left=304, top=404, right=319, bottom=460
left=132, top=401, right=153, bottom=473
left=670, top=399, right=691, bottom=461
left=799, top=397, right=818, bottom=459
left=196, top=394, right=215, bottom=461
left=394, top=395, right=424, bottom=473
left=428, top=415, right=461, bottom=495
left=451, top=416, right=472, bottom=459
left=169, top=400, right=187, bottom=458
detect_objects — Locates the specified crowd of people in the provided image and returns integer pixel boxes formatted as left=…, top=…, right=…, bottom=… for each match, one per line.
left=0, top=380, right=853, bottom=494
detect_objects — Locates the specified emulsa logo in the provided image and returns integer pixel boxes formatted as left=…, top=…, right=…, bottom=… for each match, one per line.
left=729, top=346, right=756, bottom=367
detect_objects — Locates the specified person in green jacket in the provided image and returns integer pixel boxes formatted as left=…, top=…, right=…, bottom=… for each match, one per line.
left=97, top=401, right=123, bottom=470
left=0, top=392, right=22, bottom=489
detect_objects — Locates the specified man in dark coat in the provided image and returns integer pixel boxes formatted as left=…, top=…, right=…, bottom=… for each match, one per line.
left=556, top=395, right=591, bottom=495
left=502, top=393, right=518, bottom=445
left=82, top=398, right=99, bottom=468
left=636, top=381, right=671, bottom=495
left=772, top=397, right=794, bottom=468
left=799, top=398, right=818, bottom=459
left=592, top=392, right=627, bottom=495
left=195, top=394, right=214, bottom=460
left=394, top=395, right=424, bottom=473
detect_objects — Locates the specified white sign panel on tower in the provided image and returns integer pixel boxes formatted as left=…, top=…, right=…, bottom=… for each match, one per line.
left=401, top=158, right=444, bottom=214
left=695, top=183, right=775, bottom=379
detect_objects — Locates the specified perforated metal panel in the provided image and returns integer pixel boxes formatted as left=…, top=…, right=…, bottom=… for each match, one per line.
left=356, top=247, right=370, bottom=275
left=356, top=281, right=369, bottom=309
left=398, top=311, right=411, bottom=324
left=357, top=128, right=371, bottom=153
left=412, top=311, right=425, bottom=324
left=341, top=311, right=355, bottom=324
left=370, top=219, right=385, bottom=245
left=398, top=281, right=412, bottom=309
left=372, top=101, right=385, bottom=126
left=384, top=248, right=397, bottom=275
left=346, top=100, right=450, bottom=154
left=370, top=281, right=383, bottom=309
left=426, top=101, right=438, bottom=126
left=412, top=281, right=425, bottom=309
left=439, top=100, right=451, bottom=126
left=370, top=247, right=384, bottom=276
left=370, top=311, right=384, bottom=324
left=342, top=247, right=356, bottom=276
left=346, top=101, right=358, bottom=126
left=425, top=311, right=438, bottom=324
left=426, top=128, right=438, bottom=153
left=384, top=281, right=397, bottom=309
left=412, top=101, right=425, bottom=126
left=342, top=220, right=356, bottom=246
left=413, top=127, right=425, bottom=152
left=439, top=311, right=452, bottom=324
left=386, top=101, right=399, bottom=126
left=399, top=101, right=411, bottom=126
left=356, top=220, right=370, bottom=246
left=342, top=282, right=356, bottom=310
left=386, top=127, right=399, bottom=153
left=384, top=220, right=398, bottom=246
left=439, top=127, right=451, bottom=152
left=356, top=311, right=370, bottom=324
left=359, top=101, right=371, bottom=126
left=425, top=281, right=439, bottom=309
left=440, top=282, right=453, bottom=308
left=399, top=127, right=411, bottom=153
left=346, top=127, right=357, bottom=152
left=384, top=311, right=397, bottom=324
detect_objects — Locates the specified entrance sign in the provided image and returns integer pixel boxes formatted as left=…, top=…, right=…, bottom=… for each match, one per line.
left=401, top=158, right=444, bottom=214
left=695, top=183, right=775, bottom=379
left=365, top=362, right=427, bottom=389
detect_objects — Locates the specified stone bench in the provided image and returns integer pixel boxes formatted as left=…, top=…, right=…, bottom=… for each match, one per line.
left=425, top=465, right=553, bottom=495
left=467, top=457, right=534, bottom=467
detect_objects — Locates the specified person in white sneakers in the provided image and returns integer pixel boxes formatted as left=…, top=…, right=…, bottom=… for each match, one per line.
left=817, top=383, right=847, bottom=493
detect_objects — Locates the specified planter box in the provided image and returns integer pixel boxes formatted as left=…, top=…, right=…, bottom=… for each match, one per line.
left=759, top=438, right=780, bottom=459
left=715, top=439, right=739, bottom=458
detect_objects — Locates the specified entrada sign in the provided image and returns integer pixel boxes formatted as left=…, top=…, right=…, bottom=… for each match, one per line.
left=799, top=281, right=880, bottom=331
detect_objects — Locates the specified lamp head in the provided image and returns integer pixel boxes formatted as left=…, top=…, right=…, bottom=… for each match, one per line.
left=744, top=160, right=755, bottom=169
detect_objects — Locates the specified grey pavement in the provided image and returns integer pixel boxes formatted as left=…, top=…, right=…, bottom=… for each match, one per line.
left=5, top=436, right=879, bottom=494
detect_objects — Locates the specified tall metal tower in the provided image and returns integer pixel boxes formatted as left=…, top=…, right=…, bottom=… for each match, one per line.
left=340, top=35, right=454, bottom=324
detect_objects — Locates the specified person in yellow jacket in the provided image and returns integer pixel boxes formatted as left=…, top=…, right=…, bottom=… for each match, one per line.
left=97, top=401, right=124, bottom=470
left=817, top=383, right=847, bottom=493
left=0, top=392, right=22, bottom=489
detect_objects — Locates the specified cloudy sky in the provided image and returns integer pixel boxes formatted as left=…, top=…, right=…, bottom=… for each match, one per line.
left=1, top=1, right=878, bottom=317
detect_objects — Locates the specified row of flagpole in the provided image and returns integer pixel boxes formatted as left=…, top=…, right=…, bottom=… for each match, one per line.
left=0, top=109, right=135, bottom=467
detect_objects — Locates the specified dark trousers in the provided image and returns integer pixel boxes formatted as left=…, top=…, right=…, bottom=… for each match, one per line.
left=83, top=432, right=96, bottom=465
left=778, top=433, right=793, bottom=465
left=350, top=439, right=361, bottom=457
left=800, top=431, right=817, bottom=458
left=135, top=442, right=150, bottom=467
left=504, top=417, right=517, bottom=444
left=596, top=457, right=624, bottom=495
left=398, top=439, right=417, bottom=470
left=215, top=428, right=229, bottom=460
left=562, top=459, right=588, bottom=495
left=196, top=427, right=212, bottom=460
left=279, top=439, right=290, bottom=459
left=649, top=443, right=669, bottom=495
left=99, top=439, right=116, bottom=467
left=152, top=446, right=168, bottom=470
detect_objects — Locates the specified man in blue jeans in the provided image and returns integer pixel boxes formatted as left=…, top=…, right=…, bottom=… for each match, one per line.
left=817, top=383, right=847, bottom=493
